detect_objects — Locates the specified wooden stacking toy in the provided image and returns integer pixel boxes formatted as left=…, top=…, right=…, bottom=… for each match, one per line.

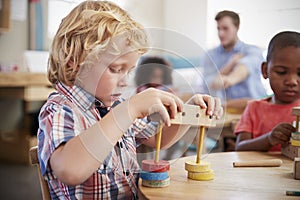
left=185, top=126, right=215, bottom=181
left=141, top=122, right=171, bottom=187
left=173, top=105, right=216, bottom=181
left=282, top=106, right=300, bottom=160
left=175, top=105, right=216, bottom=180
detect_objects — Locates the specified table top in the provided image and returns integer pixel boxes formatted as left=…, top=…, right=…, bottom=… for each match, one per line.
left=0, top=73, right=51, bottom=87
left=139, top=151, right=299, bottom=200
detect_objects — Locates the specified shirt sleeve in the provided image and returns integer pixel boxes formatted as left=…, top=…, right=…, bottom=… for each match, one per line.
left=234, top=102, right=254, bottom=136
left=37, top=102, right=76, bottom=175
left=238, top=45, right=264, bottom=75
left=133, top=117, right=158, bottom=147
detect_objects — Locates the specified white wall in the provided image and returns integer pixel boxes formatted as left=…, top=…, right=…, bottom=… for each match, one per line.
left=163, top=0, right=208, bottom=56
left=206, top=0, right=300, bottom=49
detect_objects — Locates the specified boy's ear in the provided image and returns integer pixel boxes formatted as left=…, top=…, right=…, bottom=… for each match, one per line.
left=261, top=62, right=268, bottom=79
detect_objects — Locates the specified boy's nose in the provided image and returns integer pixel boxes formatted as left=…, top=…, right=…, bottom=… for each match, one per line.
left=285, top=74, right=299, bottom=86
left=118, top=75, right=128, bottom=87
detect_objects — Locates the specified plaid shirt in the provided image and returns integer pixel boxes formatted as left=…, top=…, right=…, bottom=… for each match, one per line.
left=37, top=82, right=157, bottom=199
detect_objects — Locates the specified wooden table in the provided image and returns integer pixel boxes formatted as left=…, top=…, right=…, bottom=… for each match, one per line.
left=0, top=73, right=54, bottom=164
left=139, top=151, right=300, bottom=199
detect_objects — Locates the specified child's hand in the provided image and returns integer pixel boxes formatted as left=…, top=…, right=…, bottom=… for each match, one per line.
left=130, top=88, right=183, bottom=126
left=267, top=123, right=295, bottom=146
left=186, top=94, right=223, bottom=119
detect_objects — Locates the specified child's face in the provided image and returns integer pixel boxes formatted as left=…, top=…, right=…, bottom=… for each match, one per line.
left=262, top=46, right=300, bottom=104
left=149, top=67, right=164, bottom=85
left=95, top=51, right=140, bottom=107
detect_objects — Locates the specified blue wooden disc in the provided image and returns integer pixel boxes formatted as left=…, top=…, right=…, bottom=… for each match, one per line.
left=140, top=171, right=169, bottom=181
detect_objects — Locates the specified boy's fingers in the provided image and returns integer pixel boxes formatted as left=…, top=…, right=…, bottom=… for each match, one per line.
left=213, top=97, right=223, bottom=119
left=148, top=103, right=170, bottom=126
left=160, top=90, right=184, bottom=112
left=202, top=95, right=214, bottom=116
left=190, top=94, right=207, bottom=108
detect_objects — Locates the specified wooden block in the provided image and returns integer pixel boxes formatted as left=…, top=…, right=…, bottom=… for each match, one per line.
left=282, top=144, right=300, bottom=160
left=140, top=171, right=169, bottom=181
left=149, top=104, right=216, bottom=127
left=142, top=160, right=170, bottom=172
left=187, top=169, right=214, bottom=181
left=292, top=107, right=300, bottom=116
left=142, top=177, right=170, bottom=188
left=171, top=104, right=216, bottom=127
left=233, top=159, right=282, bottom=167
left=294, top=157, right=300, bottom=180
left=185, top=160, right=211, bottom=173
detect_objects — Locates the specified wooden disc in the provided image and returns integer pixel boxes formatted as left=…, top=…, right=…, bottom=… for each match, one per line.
left=291, top=132, right=300, bottom=140
left=185, top=160, right=211, bottom=173
left=291, top=138, right=300, bottom=147
left=187, top=169, right=214, bottom=181
left=292, top=107, right=300, bottom=116
left=142, top=160, right=170, bottom=172
left=140, top=171, right=169, bottom=181
left=142, top=177, right=170, bottom=188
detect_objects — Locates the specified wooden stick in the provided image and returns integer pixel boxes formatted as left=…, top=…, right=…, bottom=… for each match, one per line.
left=196, top=126, right=205, bottom=164
left=155, top=122, right=163, bottom=163
left=296, top=116, right=299, bottom=132
left=233, top=159, right=282, bottom=167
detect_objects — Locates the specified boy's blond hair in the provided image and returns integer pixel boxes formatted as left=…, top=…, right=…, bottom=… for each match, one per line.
left=48, top=0, right=148, bottom=86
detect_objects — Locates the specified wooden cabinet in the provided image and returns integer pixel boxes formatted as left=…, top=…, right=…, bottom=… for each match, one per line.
left=0, top=73, right=54, bottom=164
left=0, top=0, right=10, bottom=32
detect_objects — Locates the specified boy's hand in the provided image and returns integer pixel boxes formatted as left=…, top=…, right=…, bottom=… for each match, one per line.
left=267, top=123, right=295, bottom=146
left=130, top=88, right=183, bottom=126
left=186, top=94, right=223, bottom=119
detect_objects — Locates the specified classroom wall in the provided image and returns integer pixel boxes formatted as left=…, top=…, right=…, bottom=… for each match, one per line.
left=0, top=20, right=27, bottom=70
left=206, top=0, right=300, bottom=49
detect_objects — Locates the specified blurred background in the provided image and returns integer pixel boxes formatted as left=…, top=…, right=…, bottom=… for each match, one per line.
left=0, top=0, right=299, bottom=199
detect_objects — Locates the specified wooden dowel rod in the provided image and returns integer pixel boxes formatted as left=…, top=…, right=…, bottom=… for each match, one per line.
left=296, top=116, right=299, bottom=132
left=155, top=122, right=163, bottom=163
left=196, top=126, right=205, bottom=164
left=233, top=159, right=283, bottom=167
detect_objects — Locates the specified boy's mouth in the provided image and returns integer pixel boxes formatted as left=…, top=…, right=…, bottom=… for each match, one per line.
left=283, top=90, right=298, bottom=96
left=111, top=93, right=121, bottom=100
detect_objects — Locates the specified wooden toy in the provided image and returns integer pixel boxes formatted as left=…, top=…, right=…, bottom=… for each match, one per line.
left=141, top=104, right=216, bottom=186
left=282, top=107, right=300, bottom=159
left=141, top=122, right=171, bottom=187
left=233, top=159, right=282, bottom=167
left=294, top=157, right=300, bottom=180
left=171, top=104, right=216, bottom=181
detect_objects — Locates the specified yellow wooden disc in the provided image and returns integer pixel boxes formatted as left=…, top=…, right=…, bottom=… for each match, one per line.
left=185, top=160, right=211, bottom=173
left=187, top=169, right=214, bottom=181
left=291, top=138, right=300, bottom=147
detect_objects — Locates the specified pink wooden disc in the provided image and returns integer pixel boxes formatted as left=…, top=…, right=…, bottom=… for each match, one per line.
left=142, top=160, right=170, bottom=172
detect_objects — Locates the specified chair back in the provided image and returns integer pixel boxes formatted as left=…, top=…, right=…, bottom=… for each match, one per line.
left=29, top=146, right=51, bottom=200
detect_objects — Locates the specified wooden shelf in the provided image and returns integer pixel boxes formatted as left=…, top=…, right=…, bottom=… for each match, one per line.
left=0, top=73, right=51, bottom=87
left=0, top=0, right=10, bottom=33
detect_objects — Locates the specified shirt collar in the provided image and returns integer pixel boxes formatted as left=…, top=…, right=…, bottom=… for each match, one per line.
left=56, top=82, right=97, bottom=111
left=218, top=39, right=243, bottom=53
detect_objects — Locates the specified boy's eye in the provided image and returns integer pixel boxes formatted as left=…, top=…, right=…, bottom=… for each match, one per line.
left=275, top=71, right=286, bottom=75
left=109, top=67, right=122, bottom=73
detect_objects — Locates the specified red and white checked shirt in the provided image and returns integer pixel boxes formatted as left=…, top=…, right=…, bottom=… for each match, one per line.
left=37, top=82, right=157, bottom=199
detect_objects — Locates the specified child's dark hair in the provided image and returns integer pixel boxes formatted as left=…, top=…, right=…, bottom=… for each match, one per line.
left=267, top=31, right=300, bottom=62
left=134, top=56, right=173, bottom=86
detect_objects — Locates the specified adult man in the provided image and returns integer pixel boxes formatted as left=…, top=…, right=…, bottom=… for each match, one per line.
left=202, top=10, right=266, bottom=111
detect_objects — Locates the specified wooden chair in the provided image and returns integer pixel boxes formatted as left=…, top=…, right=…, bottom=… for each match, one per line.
left=29, top=146, right=51, bottom=200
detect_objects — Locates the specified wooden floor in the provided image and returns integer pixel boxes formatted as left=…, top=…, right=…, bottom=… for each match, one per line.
left=0, top=162, right=42, bottom=200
